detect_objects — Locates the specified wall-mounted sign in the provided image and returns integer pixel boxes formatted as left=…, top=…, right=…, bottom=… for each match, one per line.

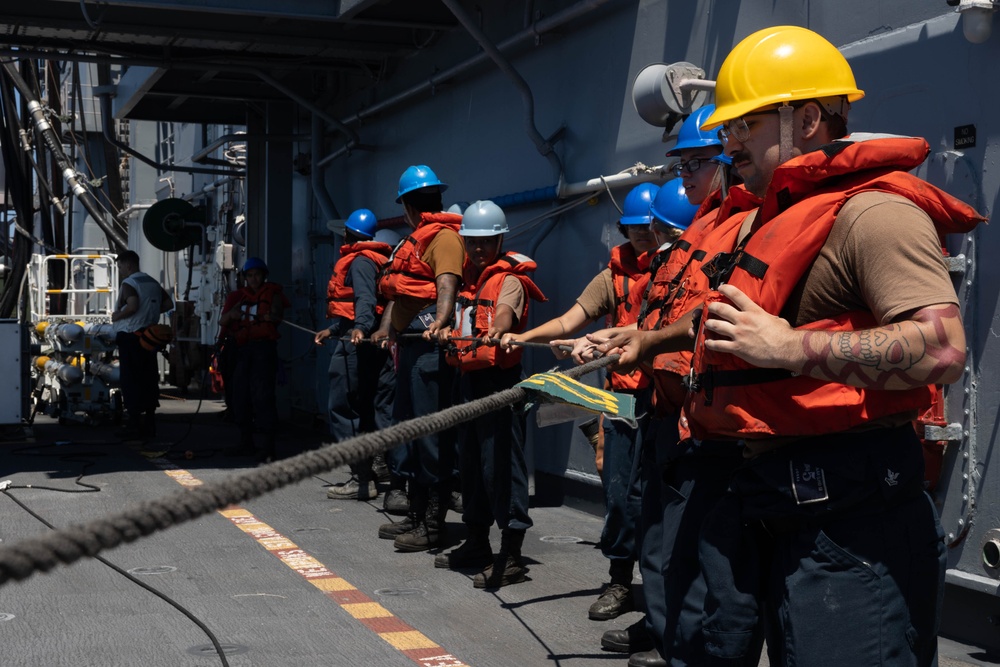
left=954, top=124, right=976, bottom=150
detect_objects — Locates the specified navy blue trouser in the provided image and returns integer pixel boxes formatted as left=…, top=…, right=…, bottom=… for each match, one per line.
left=386, top=335, right=457, bottom=487
left=457, top=365, right=532, bottom=532
left=373, top=351, right=396, bottom=432
left=327, top=332, right=393, bottom=475
left=116, top=331, right=159, bottom=417
left=600, top=389, right=649, bottom=568
left=637, top=421, right=750, bottom=665
left=327, top=335, right=393, bottom=438
left=700, top=425, right=945, bottom=667
left=231, top=339, right=279, bottom=437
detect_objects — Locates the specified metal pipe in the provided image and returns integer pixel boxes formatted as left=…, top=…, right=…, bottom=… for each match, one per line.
left=116, top=203, right=153, bottom=221
left=486, top=164, right=670, bottom=212
left=191, top=132, right=246, bottom=165
left=310, top=112, right=340, bottom=224
left=182, top=176, right=239, bottom=201
left=559, top=166, right=670, bottom=197
left=678, top=78, right=716, bottom=92
left=317, top=0, right=622, bottom=168
left=1, top=61, right=129, bottom=251
left=96, top=92, right=244, bottom=178
left=440, top=0, right=563, bottom=182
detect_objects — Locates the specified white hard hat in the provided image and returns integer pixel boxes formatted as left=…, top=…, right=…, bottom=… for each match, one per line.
left=460, top=200, right=509, bottom=237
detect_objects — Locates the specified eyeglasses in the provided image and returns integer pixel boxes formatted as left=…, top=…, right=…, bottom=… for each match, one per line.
left=716, top=108, right=789, bottom=144
left=717, top=118, right=752, bottom=144
left=671, top=158, right=707, bottom=178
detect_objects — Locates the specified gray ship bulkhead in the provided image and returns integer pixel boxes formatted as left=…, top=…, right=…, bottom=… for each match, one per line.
left=2, top=0, right=1000, bottom=657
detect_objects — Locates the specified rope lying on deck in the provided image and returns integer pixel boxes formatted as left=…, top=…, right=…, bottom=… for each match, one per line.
left=0, top=355, right=618, bottom=586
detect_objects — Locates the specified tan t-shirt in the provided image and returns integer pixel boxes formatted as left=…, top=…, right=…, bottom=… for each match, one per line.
left=575, top=268, right=616, bottom=321
left=497, top=274, right=527, bottom=326
left=781, top=191, right=958, bottom=326
left=390, top=227, right=466, bottom=331
left=424, top=229, right=467, bottom=278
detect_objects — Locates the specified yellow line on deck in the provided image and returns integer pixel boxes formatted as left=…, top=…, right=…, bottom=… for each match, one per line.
left=155, top=461, right=471, bottom=667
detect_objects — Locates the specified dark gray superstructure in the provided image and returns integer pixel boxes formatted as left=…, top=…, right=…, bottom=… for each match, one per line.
left=1, top=0, right=999, bottom=657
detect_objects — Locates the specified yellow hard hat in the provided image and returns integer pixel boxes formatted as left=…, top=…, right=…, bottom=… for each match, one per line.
left=702, top=26, right=864, bottom=130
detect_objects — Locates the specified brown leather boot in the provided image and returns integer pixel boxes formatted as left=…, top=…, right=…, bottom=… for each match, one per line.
left=394, top=489, right=443, bottom=552
left=378, top=515, right=415, bottom=539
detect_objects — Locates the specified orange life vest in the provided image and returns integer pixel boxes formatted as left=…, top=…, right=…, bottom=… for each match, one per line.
left=326, top=241, right=393, bottom=320
left=639, top=197, right=738, bottom=333
left=629, top=189, right=762, bottom=415
left=378, top=212, right=463, bottom=301
left=685, top=135, right=984, bottom=439
left=230, top=281, right=289, bottom=345
left=608, top=243, right=650, bottom=391
left=653, top=187, right=729, bottom=317
left=446, top=252, right=547, bottom=372
left=629, top=242, right=671, bottom=324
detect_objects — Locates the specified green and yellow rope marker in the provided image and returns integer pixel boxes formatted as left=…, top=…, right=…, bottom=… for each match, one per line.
left=517, top=371, right=635, bottom=422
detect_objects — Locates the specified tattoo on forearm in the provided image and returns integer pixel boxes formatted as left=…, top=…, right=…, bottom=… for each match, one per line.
left=436, top=284, right=457, bottom=324
left=832, top=324, right=923, bottom=371
left=799, top=304, right=964, bottom=389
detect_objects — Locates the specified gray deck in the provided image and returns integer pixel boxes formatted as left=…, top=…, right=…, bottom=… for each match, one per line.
left=0, top=395, right=994, bottom=666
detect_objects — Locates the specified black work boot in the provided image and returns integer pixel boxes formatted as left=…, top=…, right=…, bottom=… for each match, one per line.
left=473, top=529, right=529, bottom=589
left=601, top=618, right=655, bottom=653
left=589, top=559, right=635, bottom=620
left=394, top=488, right=443, bottom=552
left=627, top=649, right=667, bottom=667
left=434, top=525, right=493, bottom=569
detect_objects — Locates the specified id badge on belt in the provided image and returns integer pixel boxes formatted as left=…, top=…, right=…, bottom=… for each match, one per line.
left=417, top=312, right=436, bottom=329
left=790, top=460, right=829, bottom=505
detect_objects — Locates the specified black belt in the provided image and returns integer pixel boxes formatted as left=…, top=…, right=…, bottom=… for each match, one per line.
left=685, top=367, right=794, bottom=405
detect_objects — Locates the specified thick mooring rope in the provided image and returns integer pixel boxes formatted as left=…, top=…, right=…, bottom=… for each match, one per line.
left=0, top=355, right=618, bottom=586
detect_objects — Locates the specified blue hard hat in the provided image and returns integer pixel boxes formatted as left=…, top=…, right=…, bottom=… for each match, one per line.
left=619, top=183, right=660, bottom=226
left=712, top=153, right=733, bottom=166
left=666, top=105, right=724, bottom=157
left=650, top=180, right=700, bottom=231
left=242, top=257, right=268, bottom=274
left=396, top=165, right=448, bottom=203
left=345, top=208, right=377, bottom=239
